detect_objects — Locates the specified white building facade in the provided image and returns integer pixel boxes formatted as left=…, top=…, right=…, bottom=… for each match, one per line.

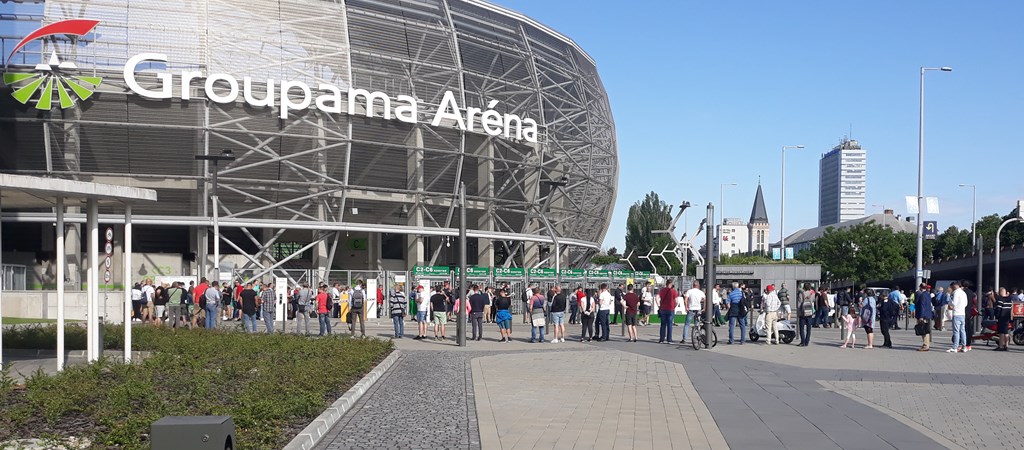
left=818, top=138, right=867, bottom=226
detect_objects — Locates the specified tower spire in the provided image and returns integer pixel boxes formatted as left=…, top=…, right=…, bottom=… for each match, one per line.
left=750, top=184, right=769, bottom=223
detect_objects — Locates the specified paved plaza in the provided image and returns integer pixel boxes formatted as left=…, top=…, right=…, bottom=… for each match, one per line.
left=7, top=317, right=1024, bottom=449
left=308, top=317, right=1024, bottom=450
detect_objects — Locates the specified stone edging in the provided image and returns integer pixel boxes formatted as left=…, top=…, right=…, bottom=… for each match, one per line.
left=3, top=349, right=151, bottom=359
left=283, top=350, right=402, bottom=450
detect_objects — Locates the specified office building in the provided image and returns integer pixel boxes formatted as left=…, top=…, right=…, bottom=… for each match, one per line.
left=818, top=138, right=866, bottom=226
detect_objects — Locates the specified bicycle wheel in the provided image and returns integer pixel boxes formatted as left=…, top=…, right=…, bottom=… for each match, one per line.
left=691, top=330, right=701, bottom=350
left=710, top=328, right=718, bottom=348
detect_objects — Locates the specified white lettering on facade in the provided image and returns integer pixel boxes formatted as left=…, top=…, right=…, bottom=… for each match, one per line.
left=122, top=54, right=539, bottom=142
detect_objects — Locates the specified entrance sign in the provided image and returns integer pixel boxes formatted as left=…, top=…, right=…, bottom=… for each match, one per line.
left=124, top=54, right=539, bottom=142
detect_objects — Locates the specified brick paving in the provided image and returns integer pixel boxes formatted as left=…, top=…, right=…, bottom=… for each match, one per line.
left=314, top=350, right=480, bottom=450
left=261, top=319, right=1024, bottom=449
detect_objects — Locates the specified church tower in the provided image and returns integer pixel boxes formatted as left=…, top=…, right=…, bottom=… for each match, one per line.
left=748, top=183, right=771, bottom=254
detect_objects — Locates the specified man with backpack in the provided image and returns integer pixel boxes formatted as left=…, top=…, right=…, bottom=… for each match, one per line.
left=349, top=282, right=367, bottom=337
left=726, top=282, right=748, bottom=345
left=167, top=281, right=188, bottom=329
left=294, top=283, right=313, bottom=335
left=796, top=283, right=816, bottom=346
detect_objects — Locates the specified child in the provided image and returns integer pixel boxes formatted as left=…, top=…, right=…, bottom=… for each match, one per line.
left=840, top=309, right=859, bottom=348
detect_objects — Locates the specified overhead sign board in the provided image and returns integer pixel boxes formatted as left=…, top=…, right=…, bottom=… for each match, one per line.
left=412, top=266, right=451, bottom=277
left=493, top=267, right=526, bottom=278
left=527, top=268, right=556, bottom=279
left=560, top=268, right=585, bottom=278
left=586, top=269, right=610, bottom=279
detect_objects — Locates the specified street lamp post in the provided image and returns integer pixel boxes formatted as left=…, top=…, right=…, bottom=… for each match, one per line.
left=780, top=145, right=805, bottom=260
left=539, top=176, right=569, bottom=287
left=720, top=182, right=737, bottom=225
left=995, top=217, right=1022, bottom=291
left=195, top=150, right=236, bottom=284
left=958, top=184, right=977, bottom=251
left=915, top=66, right=952, bottom=288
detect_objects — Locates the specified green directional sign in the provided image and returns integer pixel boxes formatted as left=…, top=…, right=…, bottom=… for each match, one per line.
left=412, top=265, right=451, bottom=277
left=493, top=267, right=526, bottom=278
left=453, top=266, right=491, bottom=277
left=585, top=269, right=610, bottom=279
left=635, top=271, right=652, bottom=279
left=560, top=268, right=585, bottom=278
left=611, top=269, right=635, bottom=279
left=527, top=267, right=557, bottom=279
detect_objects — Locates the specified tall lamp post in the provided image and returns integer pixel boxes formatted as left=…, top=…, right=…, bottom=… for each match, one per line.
left=195, top=150, right=236, bottom=284
left=915, top=66, right=952, bottom=288
left=539, top=176, right=569, bottom=287
left=780, top=145, right=805, bottom=260
left=958, top=183, right=977, bottom=250
left=720, top=182, right=737, bottom=225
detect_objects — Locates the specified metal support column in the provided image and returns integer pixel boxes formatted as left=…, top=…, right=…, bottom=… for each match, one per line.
left=56, top=197, right=65, bottom=371
left=457, top=182, right=467, bottom=347
left=87, top=198, right=99, bottom=362
left=704, top=203, right=715, bottom=348
left=123, top=203, right=132, bottom=363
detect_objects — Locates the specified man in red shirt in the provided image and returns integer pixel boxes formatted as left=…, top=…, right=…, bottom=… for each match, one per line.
left=622, top=284, right=641, bottom=342
left=316, top=285, right=332, bottom=336
left=192, top=278, right=209, bottom=328
left=658, top=279, right=678, bottom=343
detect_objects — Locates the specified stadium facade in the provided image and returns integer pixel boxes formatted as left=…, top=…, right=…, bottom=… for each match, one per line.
left=0, top=0, right=618, bottom=288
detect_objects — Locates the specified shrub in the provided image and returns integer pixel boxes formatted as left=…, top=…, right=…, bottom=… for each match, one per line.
left=0, top=326, right=393, bottom=449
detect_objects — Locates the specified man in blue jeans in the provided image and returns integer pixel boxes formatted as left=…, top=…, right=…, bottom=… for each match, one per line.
left=682, top=281, right=705, bottom=342
left=204, top=281, right=221, bottom=329
left=726, top=282, right=747, bottom=344
left=657, top=279, right=678, bottom=343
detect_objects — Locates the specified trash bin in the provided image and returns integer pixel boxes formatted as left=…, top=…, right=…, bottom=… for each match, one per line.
left=151, top=416, right=235, bottom=450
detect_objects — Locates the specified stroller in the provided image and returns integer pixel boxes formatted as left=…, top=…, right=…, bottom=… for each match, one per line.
left=749, top=313, right=797, bottom=344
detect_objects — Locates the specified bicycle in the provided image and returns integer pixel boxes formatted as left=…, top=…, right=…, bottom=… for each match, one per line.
left=691, top=318, right=718, bottom=350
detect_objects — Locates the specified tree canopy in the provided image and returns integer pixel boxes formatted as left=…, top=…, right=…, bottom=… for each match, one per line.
left=798, top=223, right=914, bottom=285
left=625, top=192, right=675, bottom=274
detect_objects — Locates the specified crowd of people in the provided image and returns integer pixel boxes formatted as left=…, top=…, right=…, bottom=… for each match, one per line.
left=127, top=275, right=1020, bottom=351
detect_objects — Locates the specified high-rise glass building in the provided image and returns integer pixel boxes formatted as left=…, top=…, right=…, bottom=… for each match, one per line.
left=818, top=138, right=866, bottom=226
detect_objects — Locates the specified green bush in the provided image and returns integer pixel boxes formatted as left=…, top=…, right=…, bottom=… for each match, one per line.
left=0, top=327, right=393, bottom=449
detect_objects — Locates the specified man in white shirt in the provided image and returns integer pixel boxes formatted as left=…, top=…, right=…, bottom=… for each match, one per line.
left=682, top=281, right=706, bottom=343
left=762, top=285, right=782, bottom=344
left=949, top=282, right=969, bottom=353
left=596, top=284, right=614, bottom=341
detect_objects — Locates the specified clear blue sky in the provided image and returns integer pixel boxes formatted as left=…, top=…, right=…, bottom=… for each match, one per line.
left=497, top=0, right=1024, bottom=251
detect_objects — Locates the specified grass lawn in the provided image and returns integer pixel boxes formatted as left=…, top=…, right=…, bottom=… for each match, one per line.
left=1, top=317, right=82, bottom=325
left=0, top=324, right=393, bottom=449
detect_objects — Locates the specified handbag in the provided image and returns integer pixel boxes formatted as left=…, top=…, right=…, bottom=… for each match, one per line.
left=309, top=309, right=318, bottom=319
left=532, top=317, right=546, bottom=327
left=914, top=321, right=929, bottom=336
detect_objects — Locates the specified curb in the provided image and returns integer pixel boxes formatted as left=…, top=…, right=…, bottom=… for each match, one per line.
left=283, top=350, right=402, bottom=450
left=2, top=349, right=151, bottom=359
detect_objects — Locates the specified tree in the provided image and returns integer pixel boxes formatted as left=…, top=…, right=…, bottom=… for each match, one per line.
left=624, top=192, right=674, bottom=274
left=799, top=223, right=913, bottom=285
left=934, top=225, right=972, bottom=259
left=590, top=251, right=619, bottom=266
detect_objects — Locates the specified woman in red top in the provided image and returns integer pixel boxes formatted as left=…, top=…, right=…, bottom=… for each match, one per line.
left=316, top=286, right=332, bottom=336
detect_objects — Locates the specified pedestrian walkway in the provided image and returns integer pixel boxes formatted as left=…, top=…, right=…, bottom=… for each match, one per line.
left=473, top=350, right=727, bottom=450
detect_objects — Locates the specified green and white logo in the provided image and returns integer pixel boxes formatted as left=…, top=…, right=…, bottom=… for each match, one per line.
left=3, top=19, right=102, bottom=110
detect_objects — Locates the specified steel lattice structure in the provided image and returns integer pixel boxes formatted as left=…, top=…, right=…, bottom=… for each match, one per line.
left=0, top=0, right=617, bottom=274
